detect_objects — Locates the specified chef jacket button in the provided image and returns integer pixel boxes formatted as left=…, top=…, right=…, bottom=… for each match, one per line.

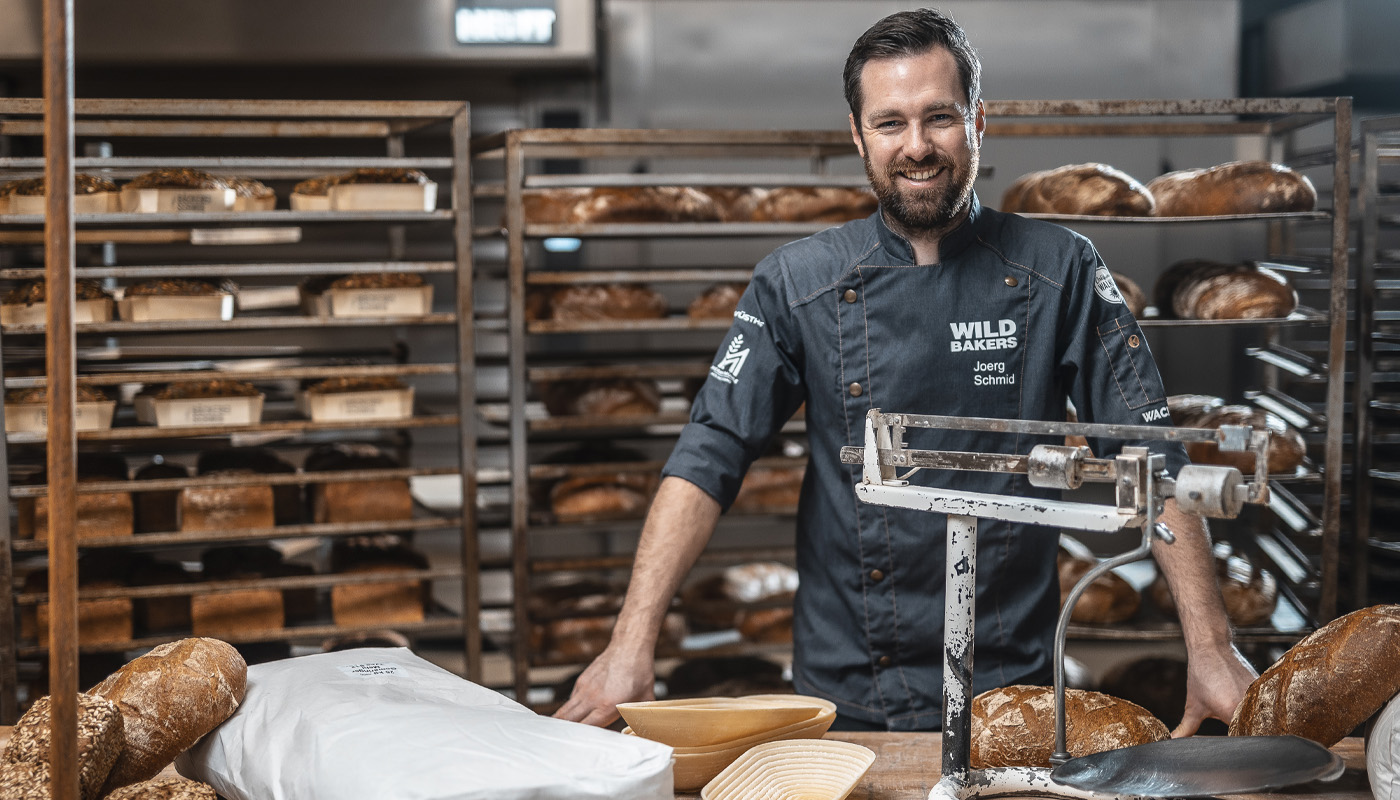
left=844, top=289, right=858, bottom=303
left=849, top=382, right=863, bottom=397
left=1004, top=276, right=1019, bottom=287
left=1128, top=334, right=1141, bottom=348
left=878, top=655, right=893, bottom=668
left=869, top=569, right=885, bottom=582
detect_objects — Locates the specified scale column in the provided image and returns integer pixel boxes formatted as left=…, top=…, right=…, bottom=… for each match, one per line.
left=941, top=513, right=977, bottom=782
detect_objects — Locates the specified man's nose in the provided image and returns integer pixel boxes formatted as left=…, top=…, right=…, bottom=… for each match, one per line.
left=901, top=124, right=936, bottom=161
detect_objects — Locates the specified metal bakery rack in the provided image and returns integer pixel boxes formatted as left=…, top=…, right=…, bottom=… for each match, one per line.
left=0, top=99, right=480, bottom=721
left=471, top=128, right=867, bottom=706
left=983, top=98, right=1352, bottom=649
left=1352, top=114, right=1400, bottom=611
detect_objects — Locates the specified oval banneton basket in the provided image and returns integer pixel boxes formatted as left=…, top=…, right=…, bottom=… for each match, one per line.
left=624, top=706, right=836, bottom=791
left=617, top=697, right=822, bottom=748
left=700, top=739, right=877, bottom=800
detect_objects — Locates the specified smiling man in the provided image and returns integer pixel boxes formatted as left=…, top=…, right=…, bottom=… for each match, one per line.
left=555, top=7, right=1256, bottom=734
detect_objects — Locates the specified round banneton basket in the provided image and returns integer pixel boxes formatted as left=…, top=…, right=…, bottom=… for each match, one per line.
left=700, top=739, right=877, bottom=800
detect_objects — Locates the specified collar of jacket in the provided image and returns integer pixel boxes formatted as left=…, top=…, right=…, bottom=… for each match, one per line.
left=874, top=192, right=984, bottom=265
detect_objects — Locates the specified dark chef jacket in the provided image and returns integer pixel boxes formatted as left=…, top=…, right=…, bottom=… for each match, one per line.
left=661, top=193, right=1190, bottom=729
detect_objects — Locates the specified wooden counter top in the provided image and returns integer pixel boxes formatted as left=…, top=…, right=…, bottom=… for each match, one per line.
left=677, top=733, right=1373, bottom=800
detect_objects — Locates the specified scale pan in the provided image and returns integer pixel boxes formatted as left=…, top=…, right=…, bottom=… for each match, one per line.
left=1051, top=735, right=1345, bottom=797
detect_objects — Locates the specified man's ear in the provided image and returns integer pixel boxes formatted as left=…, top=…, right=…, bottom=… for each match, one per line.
left=849, top=113, right=866, bottom=158
left=973, top=100, right=986, bottom=145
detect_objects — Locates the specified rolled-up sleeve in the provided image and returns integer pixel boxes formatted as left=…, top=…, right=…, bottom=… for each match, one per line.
left=662, top=254, right=807, bottom=510
left=1056, top=241, right=1190, bottom=477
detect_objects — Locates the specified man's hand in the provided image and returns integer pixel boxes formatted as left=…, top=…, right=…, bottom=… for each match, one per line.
left=1172, top=642, right=1257, bottom=737
left=553, top=643, right=656, bottom=727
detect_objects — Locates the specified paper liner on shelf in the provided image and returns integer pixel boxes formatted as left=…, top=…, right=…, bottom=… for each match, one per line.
left=151, top=394, right=264, bottom=427
left=297, top=386, right=414, bottom=422
left=328, top=182, right=437, bottom=212
left=119, top=186, right=236, bottom=214
left=617, top=697, right=822, bottom=749
left=303, top=285, right=434, bottom=318
left=4, top=400, right=116, bottom=433
left=234, top=195, right=277, bottom=212
left=118, top=293, right=235, bottom=322
left=10, top=192, right=118, bottom=215
left=1, top=297, right=114, bottom=326
left=700, top=739, right=877, bottom=800
left=290, top=193, right=331, bottom=211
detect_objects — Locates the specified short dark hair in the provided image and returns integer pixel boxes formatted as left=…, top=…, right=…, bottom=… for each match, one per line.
left=843, top=8, right=982, bottom=121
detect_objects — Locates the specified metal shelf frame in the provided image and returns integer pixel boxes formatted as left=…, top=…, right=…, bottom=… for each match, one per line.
left=0, top=98, right=481, bottom=721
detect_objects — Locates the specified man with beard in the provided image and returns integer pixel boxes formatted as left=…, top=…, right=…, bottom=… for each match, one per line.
left=556, top=7, right=1256, bottom=733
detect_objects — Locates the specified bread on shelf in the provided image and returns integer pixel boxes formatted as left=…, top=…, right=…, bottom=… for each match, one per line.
left=196, top=447, right=300, bottom=525
left=20, top=564, right=134, bottom=648
left=304, top=443, right=414, bottom=524
left=300, top=375, right=413, bottom=422
left=145, top=378, right=264, bottom=428
left=549, top=472, right=656, bottom=521
left=1000, top=163, right=1155, bottom=216
left=523, top=186, right=720, bottom=224
left=322, top=167, right=437, bottom=212
left=1, top=278, right=116, bottom=326
left=751, top=187, right=878, bottom=223
left=1150, top=540, right=1277, bottom=628
left=226, top=176, right=276, bottom=212
left=971, top=685, right=1169, bottom=768
left=531, top=283, right=668, bottom=322
left=329, top=540, right=429, bottom=627
left=16, top=453, right=132, bottom=541
left=1166, top=394, right=1306, bottom=475
left=681, top=562, right=798, bottom=637
left=540, top=377, right=662, bottom=417
left=132, top=456, right=189, bottom=534
left=1230, top=604, right=1400, bottom=745
left=290, top=175, right=334, bottom=211
left=301, top=272, right=433, bottom=317
left=1153, top=260, right=1297, bottom=320
left=1147, top=160, right=1316, bottom=217
left=119, top=278, right=235, bottom=322
left=528, top=578, right=685, bottom=662
left=128, top=555, right=194, bottom=634
left=1110, top=271, right=1148, bottom=318
left=192, top=546, right=290, bottom=637
left=1, top=173, right=118, bottom=216
left=687, top=283, right=748, bottom=321
left=120, top=168, right=235, bottom=214
left=1057, top=537, right=1140, bottom=625
left=5, top=381, right=116, bottom=433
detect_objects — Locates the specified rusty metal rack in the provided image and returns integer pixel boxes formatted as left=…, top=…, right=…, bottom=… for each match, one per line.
left=984, top=98, right=1352, bottom=643
left=1352, top=115, right=1400, bottom=611
left=0, top=99, right=480, bottom=720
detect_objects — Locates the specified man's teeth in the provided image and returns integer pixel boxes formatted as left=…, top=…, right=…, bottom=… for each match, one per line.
left=903, top=169, right=940, bottom=180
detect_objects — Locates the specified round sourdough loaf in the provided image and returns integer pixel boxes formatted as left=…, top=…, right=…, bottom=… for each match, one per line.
left=90, top=637, right=246, bottom=792
left=972, top=685, right=1169, bottom=768
left=1230, top=604, right=1400, bottom=745
left=1057, top=549, right=1141, bottom=624
left=104, top=776, right=218, bottom=800
left=0, top=693, right=125, bottom=800
left=1000, top=163, right=1155, bottom=216
left=1148, top=160, right=1316, bottom=217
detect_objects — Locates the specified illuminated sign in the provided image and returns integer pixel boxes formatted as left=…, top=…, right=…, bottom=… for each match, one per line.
left=456, top=1, right=558, bottom=45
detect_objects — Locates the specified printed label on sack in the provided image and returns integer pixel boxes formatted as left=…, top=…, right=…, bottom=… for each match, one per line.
left=1093, top=264, right=1124, bottom=305
left=338, top=662, right=405, bottom=679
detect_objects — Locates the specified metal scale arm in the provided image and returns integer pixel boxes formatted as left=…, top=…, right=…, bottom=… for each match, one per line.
left=839, top=409, right=1273, bottom=800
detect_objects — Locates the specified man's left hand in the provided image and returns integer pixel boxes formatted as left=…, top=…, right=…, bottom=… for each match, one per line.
left=1174, top=643, right=1257, bottom=737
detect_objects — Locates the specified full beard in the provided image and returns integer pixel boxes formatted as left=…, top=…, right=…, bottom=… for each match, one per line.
left=864, top=148, right=978, bottom=234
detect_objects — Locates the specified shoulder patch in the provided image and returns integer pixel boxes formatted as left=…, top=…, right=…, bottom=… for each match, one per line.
left=1093, top=264, right=1124, bottom=305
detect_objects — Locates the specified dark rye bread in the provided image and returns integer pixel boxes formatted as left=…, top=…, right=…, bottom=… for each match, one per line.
left=1229, top=604, right=1400, bottom=745
left=90, top=638, right=247, bottom=792
left=104, top=777, right=218, bottom=800
left=0, top=693, right=125, bottom=800
left=972, top=685, right=1169, bottom=768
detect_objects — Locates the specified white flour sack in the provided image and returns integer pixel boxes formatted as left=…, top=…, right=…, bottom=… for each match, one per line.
left=1371, top=691, right=1400, bottom=800
left=175, top=648, right=673, bottom=800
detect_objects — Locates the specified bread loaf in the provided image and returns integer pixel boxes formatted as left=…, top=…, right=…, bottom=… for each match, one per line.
left=1112, top=272, right=1148, bottom=318
left=523, top=186, right=721, bottom=224
left=126, top=278, right=227, bottom=298
left=751, top=187, right=877, bottom=223
left=549, top=472, right=655, bottom=521
left=133, top=457, right=189, bottom=534
left=1148, top=160, right=1316, bottom=217
left=201, top=543, right=315, bottom=624
left=701, top=186, right=766, bottom=222
left=180, top=479, right=275, bottom=532
left=1154, top=260, right=1296, bottom=320
left=1230, top=605, right=1400, bottom=745
left=1165, top=394, right=1306, bottom=475
left=129, top=557, right=194, bottom=634
left=540, top=377, right=662, bottom=417
left=0, top=693, right=125, bottom=800
left=682, top=562, right=797, bottom=632
left=22, top=570, right=133, bottom=648
left=104, top=777, right=219, bottom=800
left=738, top=607, right=793, bottom=643
left=1000, top=163, right=1155, bottom=216
left=18, top=453, right=133, bottom=542
left=197, top=447, right=299, bottom=525
left=538, top=283, right=668, bottom=322
left=731, top=466, right=805, bottom=513
left=4, top=278, right=112, bottom=306
left=191, top=590, right=283, bottom=636
left=972, top=685, right=1169, bottom=768
left=330, top=541, right=428, bottom=627
left=1150, top=542, right=1277, bottom=627
left=304, top=443, right=413, bottom=524
left=90, top=638, right=247, bottom=792
left=1058, top=548, right=1140, bottom=624
left=126, top=169, right=228, bottom=191
left=687, top=283, right=747, bottom=320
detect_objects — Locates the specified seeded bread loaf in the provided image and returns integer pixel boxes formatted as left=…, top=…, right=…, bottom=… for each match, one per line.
left=1001, top=163, right=1155, bottom=216
left=1230, top=605, right=1400, bottom=745
left=0, top=693, right=124, bottom=800
left=972, top=685, right=1169, bottom=768
left=1148, top=160, right=1316, bottom=217
left=104, top=777, right=218, bottom=800
left=90, top=638, right=246, bottom=792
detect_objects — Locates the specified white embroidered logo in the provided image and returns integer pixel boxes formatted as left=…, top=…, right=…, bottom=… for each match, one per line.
left=711, top=334, right=750, bottom=384
left=1094, top=264, right=1124, bottom=305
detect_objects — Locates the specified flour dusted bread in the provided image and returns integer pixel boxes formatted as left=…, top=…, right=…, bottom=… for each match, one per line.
left=1148, top=160, right=1316, bottom=217
left=549, top=472, right=655, bottom=520
left=90, top=637, right=247, bottom=791
left=0, top=693, right=124, bottom=800
left=535, top=283, right=668, bottom=322
left=1165, top=394, right=1306, bottom=474
left=523, top=186, right=721, bottom=224
left=972, top=685, right=1168, bottom=768
left=1230, top=604, right=1400, bottom=745
left=751, top=186, right=877, bottom=222
left=1154, top=260, right=1297, bottom=320
left=1000, top=163, right=1155, bottom=216
left=104, top=777, right=218, bottom=800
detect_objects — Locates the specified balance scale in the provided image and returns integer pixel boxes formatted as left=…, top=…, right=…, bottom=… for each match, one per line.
left=840, top=409, right=1345, bottom=800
